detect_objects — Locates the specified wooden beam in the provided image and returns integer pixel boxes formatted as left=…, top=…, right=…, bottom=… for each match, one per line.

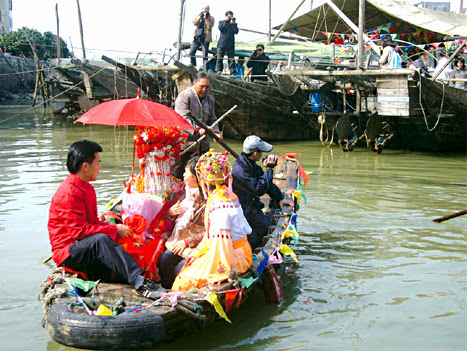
left=76, top=0, right=86, bottom=60
left=431, top=42, right=466, bottom=80
left=357, top=0, right=365, bottom=68
left=325, top=0, right=380, bottom=57
left=275, top=68, right=414, bottom=77
left=272, top=0, right=306, bottom=42
left=55, top=3, right=61, bottom=65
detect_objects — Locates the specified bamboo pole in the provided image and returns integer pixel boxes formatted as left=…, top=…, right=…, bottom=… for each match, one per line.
left=272, top=0, right=306, bottom=42
left=433, top=210, right=467, bottom=223
left=268, top=0, right=272, bottom=41
left=55, top=3, right=61, bottom=65
left=76, top=0, right=86, bottom=61
left=177, top=0, right=186, bottom=61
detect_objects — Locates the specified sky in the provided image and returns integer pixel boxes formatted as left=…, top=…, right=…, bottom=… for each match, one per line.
left=11, top=0, right=462, bottom=61
left=11, top=0, right=323, bottom=61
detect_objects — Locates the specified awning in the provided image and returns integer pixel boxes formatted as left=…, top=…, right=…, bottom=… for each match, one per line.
left=274, top=0, right=467, bottom=44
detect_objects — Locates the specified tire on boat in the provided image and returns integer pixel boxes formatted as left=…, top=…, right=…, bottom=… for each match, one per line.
left=46, top=301, right=167, bottom=350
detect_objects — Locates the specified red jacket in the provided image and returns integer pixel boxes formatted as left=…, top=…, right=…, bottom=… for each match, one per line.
left=48, top=174, right=117, bottom=266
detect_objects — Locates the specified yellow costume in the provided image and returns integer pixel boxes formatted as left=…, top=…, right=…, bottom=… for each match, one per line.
left=172, top=151, right=252, bottom=291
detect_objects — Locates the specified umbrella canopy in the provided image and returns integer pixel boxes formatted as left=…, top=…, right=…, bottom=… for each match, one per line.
left=75, top=98, right=194, bottom=130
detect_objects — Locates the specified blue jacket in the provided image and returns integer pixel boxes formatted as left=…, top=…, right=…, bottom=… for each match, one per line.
left=217, top=20, right=238, bottom=50
left=232, top=154, right=283, bottom=216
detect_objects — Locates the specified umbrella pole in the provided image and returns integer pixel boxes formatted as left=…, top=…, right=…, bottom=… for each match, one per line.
left=132, top=126, right=136, bottom=177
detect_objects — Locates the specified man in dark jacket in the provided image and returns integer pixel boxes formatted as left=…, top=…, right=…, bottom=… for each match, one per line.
left=247, top=44, right=270, bottom=82
left=215, top=10, right=239, bottom=76
left=232, top=136, right=293, bottom=249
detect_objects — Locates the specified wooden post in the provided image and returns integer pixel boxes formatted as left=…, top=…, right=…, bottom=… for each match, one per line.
left=357, top=0, right=365, bottom=68
left=55, top=3, right=61, bottom=66
left=76, top=0, right=86, bottom=61
left=272, top=0, right=306, bottom=42
left=177, top=0, right=185, bottom=61
left=268, top=0, right=272, bottom=41
left=325, top=0, right=380, bottom=57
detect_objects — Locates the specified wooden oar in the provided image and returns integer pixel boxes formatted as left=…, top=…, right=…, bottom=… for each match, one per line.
left=181, top=105, right=237, bottom=156
left=188, top=112, right=240, bottom=159
left=433, top=209, right=467, bottom=223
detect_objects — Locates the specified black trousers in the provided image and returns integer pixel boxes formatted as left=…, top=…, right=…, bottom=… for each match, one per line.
left=246, top=208, right=273, bottom=250
left=189, top=40, right=210, bottom=68
left=215, top=47, right=236, bottom=75
left=61, top=234, right=144, bottom=285
left=158, top=250, right=186, bottom=289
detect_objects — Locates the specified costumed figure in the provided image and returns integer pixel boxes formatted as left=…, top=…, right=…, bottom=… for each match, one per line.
left=172, top=150, right=253, bottom=291
left=116, top=127, right=188, bottom=282
left=158, top=157, right=206, bottom=289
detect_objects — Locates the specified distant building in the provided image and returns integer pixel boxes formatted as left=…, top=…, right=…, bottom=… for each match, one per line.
left=0, top=0, right=13, bottom=34
left=414, top=1, right=451, bottom=12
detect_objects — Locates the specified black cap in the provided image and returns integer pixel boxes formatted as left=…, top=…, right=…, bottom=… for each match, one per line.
left=225, top=11, right=233, bottom=16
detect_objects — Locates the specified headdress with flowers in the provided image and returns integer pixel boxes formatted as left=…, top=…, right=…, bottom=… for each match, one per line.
left=196, top=149, right=233, bottom=200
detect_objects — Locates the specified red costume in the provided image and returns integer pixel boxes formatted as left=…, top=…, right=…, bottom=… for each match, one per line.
left=48, top=174, right=117, bottom=266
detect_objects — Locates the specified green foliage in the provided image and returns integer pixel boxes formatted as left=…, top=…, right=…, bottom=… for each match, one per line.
left=1, top=27, right=71, bottom=59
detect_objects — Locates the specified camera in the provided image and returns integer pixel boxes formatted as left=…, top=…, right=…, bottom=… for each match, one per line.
left=262, top=155, right=277, bottom=168
left=231, top=17, right=236, bottom=22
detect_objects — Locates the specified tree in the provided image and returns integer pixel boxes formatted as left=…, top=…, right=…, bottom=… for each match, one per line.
left=0, top=27, right=71, bottom=59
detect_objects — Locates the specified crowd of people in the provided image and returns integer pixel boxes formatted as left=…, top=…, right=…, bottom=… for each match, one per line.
left=47, top=72, right=293, bottom=298
left=379, top=36, right=466, bottom=89
left=188, top=6, right=277, bottom=81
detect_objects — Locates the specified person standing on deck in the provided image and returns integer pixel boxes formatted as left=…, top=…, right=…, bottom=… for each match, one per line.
left=215, top=10, right=238, bottom=76
left=433, top=51, right=453, bottom=82
left=48, top=140, right=165, bottom=299
left=231, top=136, right=294, bottom=250
left=174, top=71, right=222, bottom=178
left=189, top=5, right=215, bottom=69
left=379, top=37, right=402, bottom=69
left=246, top=44, right=270, bottom=82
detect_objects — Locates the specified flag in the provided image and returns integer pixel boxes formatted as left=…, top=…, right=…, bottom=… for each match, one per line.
left=205, top=292, right=231, bottom=323
left=280, top=244, right=298, bottom=263
left=224, top=289, right=240, bottom=313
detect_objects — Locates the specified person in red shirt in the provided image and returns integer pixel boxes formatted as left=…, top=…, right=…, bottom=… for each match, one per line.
left=48, top=140, right=164, bottom=299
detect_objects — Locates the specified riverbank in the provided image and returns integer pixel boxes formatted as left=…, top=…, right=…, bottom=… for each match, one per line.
left=0, top=52, right=37, bottom=100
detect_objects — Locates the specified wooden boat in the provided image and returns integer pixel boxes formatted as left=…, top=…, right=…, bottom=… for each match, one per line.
left=39, top=157, right=303, bottom=350
left=271, top=0, right=467, bottom=152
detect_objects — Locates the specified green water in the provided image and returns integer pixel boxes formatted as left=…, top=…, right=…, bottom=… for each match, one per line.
left=0, top=105, right=466, bottom=351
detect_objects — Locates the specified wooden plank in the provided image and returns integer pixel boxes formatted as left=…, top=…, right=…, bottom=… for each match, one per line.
left=378, top=89, right=409, bottom=97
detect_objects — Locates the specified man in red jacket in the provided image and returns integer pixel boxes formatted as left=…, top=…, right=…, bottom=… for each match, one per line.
left=48, top=140, right=164, bottom=299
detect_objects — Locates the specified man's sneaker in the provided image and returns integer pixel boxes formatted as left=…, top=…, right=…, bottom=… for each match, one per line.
left=136, top=278, right=167, bottom=300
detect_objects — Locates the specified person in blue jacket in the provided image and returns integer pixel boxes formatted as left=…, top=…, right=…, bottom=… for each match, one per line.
left=215, top=10, right=239, bottom=76
left=232, top=135, right=293, bottom=249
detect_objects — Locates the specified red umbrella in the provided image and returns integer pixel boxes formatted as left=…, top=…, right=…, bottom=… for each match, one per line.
left=74, top=97, right=194, bottom=130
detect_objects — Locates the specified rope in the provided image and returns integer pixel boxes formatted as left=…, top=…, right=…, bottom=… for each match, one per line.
left=318, top=113, right=335, bottom=147
left=0, top=66, right=107, bottom=125
left=417, top=70, right=444, bottom=132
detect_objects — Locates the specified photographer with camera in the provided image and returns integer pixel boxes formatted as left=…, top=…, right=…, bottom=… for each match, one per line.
left=215, top=10, right=239, bottom=76
left=232, top=136, right=294, bottom=250
left=189, top=5, right=215, bottom=69
left=246, top=44, right=270, bottom=82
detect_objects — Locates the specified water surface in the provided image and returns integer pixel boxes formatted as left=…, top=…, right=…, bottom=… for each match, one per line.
left=0, top=105, right=465, bottom=350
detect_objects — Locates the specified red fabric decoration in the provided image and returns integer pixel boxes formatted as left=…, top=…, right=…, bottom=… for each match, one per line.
left=224, top=289, right=240, bottom=313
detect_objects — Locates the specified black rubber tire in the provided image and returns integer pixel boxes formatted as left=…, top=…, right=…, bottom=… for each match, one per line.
left=46, top=301, right=167, bottom=350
